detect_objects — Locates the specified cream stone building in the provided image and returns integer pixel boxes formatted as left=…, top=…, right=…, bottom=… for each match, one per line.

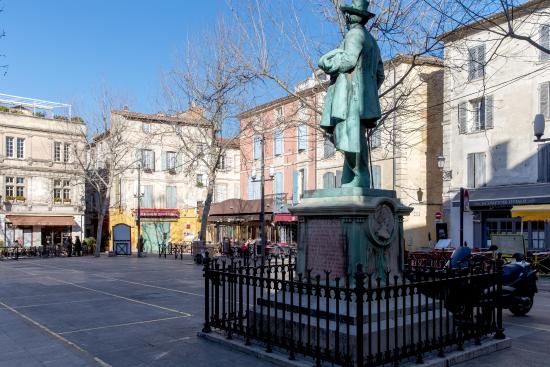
left=440, top=0, right=550, bottom=250
left=90, top=107, right=240, bottom=254
left=0, top=94, right=87, bottom=247
left=316, top=56, right=444, bottom=249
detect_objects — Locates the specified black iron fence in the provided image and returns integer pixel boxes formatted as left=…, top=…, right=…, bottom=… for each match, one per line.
left=1, top=244, right=92, bottom=260
left=202, top=254, right=505, bottom=367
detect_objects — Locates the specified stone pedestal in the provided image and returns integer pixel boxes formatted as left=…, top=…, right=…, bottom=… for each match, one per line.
left=289, top=188, right=413, bottom=280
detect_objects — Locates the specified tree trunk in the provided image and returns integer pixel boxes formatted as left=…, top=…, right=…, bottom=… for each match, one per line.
left=199, top=180, right=215, bottom=242
left=95, top=211, right=105, bottom=257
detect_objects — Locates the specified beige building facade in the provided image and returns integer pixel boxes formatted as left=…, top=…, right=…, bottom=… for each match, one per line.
left=0, top=95, right=87, bottom=248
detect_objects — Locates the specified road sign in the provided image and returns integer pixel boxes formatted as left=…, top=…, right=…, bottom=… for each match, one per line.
left=435, top=211, right=443, bottom=220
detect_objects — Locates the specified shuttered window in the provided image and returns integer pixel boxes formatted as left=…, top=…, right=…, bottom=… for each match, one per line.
left=372, top=165, right=382, bottom=189
left=540, top=82, right=550, bottom=119
left=298, top=125, right=307, bottom=151
left=467, top=152, right=486, bottom=188
left=248, top=177, right=260, bottom=200
left=292, top=171, right=299, bottom=204
left=538, top=143, right=550, bottom=183
left=274, top=129, right=283, bottom=156
left=468, top=44, right=485, bottom=81
left=274, top=172, right=283, bottom=194
left=471, top=95, right=494, bottom=131
left=540, top=24, right=550, bottom=61
left=253, top=135, right=262, bottom=160
left=323, top=137, right=335, bottom=158
left=458, top=102, right=468, bottom=134
left=166, top=186, right=177, bottom=208
left=323, top=172, right=335, bottom=189
left=142, top=185, right=154, bottom=208
left=371, top=129, right=381, bottom=148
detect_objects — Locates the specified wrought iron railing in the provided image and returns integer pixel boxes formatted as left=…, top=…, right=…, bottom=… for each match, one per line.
left=202, top=254, right=505, bottom=367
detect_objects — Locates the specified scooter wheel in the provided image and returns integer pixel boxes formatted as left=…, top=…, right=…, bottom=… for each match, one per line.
left=509, top=296, right=534, bottom=316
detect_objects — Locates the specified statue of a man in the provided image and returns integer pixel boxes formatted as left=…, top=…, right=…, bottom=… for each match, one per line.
left=318, top=0, right=384, bottom=188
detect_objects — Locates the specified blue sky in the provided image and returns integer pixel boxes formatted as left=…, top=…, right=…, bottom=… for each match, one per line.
left=0, top=0, right=227, bottom=118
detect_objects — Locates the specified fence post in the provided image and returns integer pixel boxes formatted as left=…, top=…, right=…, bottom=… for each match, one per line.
left=494, top=254, right=505, bottom=339
left=355, top=264, right=366, bottom=367
left=202, top=251, right=211, bottom=333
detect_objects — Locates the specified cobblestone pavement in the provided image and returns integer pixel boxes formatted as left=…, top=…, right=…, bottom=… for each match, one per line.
left=1, top=257, right=549, bottom=367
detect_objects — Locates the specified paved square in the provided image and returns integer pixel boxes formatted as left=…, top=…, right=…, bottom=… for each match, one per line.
left=1, top=256, right=550, bottom=367
left=0, top=256, right=275, bottom=367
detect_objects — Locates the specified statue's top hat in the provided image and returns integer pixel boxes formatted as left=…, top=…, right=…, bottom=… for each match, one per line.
left=340, top=0, right=375, bottom=19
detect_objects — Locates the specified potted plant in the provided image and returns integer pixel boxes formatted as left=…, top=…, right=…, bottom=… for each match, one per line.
left=63, top=198, right=71, bottom=203
left=196, top=181, right=204, bottom=188
left=5, top=196, right=15, bottom=202
left=54, top=197, right=62, bottom=204
left=15, top=196, right=26, bottom=202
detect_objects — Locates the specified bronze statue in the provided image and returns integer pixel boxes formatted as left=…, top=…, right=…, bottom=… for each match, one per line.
left=319, top=0, right=384, bottom=188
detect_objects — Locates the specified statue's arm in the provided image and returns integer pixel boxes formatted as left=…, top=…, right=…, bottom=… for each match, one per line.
left=318, top=31, right=363, bottom=74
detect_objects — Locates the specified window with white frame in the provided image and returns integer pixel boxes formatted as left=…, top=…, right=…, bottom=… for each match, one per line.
left=219, top=154, right=227, bottom=170
left=5, top=136, right=14, bottom=158
left=458, top=95, right=494, bottom=134
left=274, top=129, right=283, bottom=156
left=16, top=138, right=24, bottom=159
left=371, top=129, right=381, bottom=148
left=141, top=149, right=155, bottom=171
left=468, top=44, right=485, bottom=81
left=5, top=177, right=14, bottom=198
left=53, top=179, right=70, bottom=202
left=197, top=173, right=205, bottom=187
left=142, top=122, right=151, bottom=133
left=298, top=125, right=307, bottom=151
left=275, top=106, right=283, bottom=121
left=540, top=24, right=550, bottom=61
left=166, top=151, right=177, bottom=170
left=63, top=143, right=71, bottom=162
left=54, top=142, right=62, bottom=162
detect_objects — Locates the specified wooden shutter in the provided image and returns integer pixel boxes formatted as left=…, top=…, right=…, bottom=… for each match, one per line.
left=372, top=165, right=381, bottom=189
left=161, top=151, right=167, bottom=171
left=541, top=25, right=550, bottom=60
left=458, top=103, right=467, bottom=134
left=477, top=44, right=485, bottom=78
left=292, top=171, right=299, bottom=204
left=248, top=177, right=254, bottom=200
left=176, top=152, right=183, bottom=173
left=298, top=125, right=307, bottom=151
left=475, top=153, right=486, bottom=188
left=468, top=47, right=476, bottom=80
left=467, top=153, right=475, bottom=188
left=540, top=82, right=550, bottom=118
left=274, top=172, right=283, bottom=194
left=485, top=95, right=494, bottom=129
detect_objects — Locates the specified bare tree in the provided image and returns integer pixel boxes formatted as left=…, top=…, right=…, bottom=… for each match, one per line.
left=161, top=22, right=255, bottom=242
left=73, top=90, right=135, bottom=256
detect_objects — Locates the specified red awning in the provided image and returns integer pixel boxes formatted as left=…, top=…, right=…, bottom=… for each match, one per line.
left=273, top=213, right=297, bottom=223
left=6, top=215, right=75, bottom=226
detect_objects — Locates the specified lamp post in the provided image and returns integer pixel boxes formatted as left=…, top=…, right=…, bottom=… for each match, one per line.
left=134, top=163, right=144, bottom=257
left=534, top=113, right=550, bottom=142
left=251, top=134, right=275, bottom=261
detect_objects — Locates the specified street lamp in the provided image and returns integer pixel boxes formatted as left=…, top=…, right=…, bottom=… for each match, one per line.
left=437, top=154, right=452, bottom=180
left=133, top=163, right=144, bottom=257
left=534, top=113, right=550, bottom=142
left=251, top=135, right=275, bottom=261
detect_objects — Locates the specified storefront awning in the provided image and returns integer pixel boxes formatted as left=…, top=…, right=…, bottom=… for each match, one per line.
left=511, top=205, right=550, bottom=221
left=452, top=183, right=550, bottom=209
left=6, top=215, right=75, bottom=226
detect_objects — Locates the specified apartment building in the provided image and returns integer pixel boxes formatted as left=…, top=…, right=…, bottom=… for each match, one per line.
left=440, top=0, right=550, bottom=249
left=0, top=94, right=86, bottom=247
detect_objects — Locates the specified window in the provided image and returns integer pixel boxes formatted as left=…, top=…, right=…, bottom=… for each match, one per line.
left=54, top=142, right=62, bottom=162
left=372, top=165, right=381, bottom=189
left=53, top=179, right=70, bottom=202
left=540, top=82, right=550, bottom=119
left=299, top=168, right=307, bottom=198
left=142, top=185, right=153, bottom=208
left=5, top=177, right=14, bottom=198
left=166, top=151, right=177, bottom=170
left=540, top=24, right=550, bottom=61
left=142, top=123, right=151, bottom=133
left=248, top=177, right=260, bottom=200
left=468, top=44, right=485, bottom=80
left=218, top=154, right=229, bottom=171
left=196, top=174, right=205, bottom=187
left=538, top=143, right=550, bottom=183
left=215, top=184, right=227, bottom=202
left=467, top=152, right=486, bottom=188
left=275, top=107, right=283, bottom=121
left=253, top=135, right=262, bottom=160
left=5, top=136, right=14, bottom=158
left=323, top=172, right=335, bottom=189
left=175, top=125, right=183, bottom=136
left=274, top=172, right=283, bottom=194
left=234, top=154, right=240, bottom=173
left=274, top=129, right=283, bottom=156
left=141, top=149, right=155, bottom=171
left=371, top=129, right=381, bottom=149
left=458, top=96, right=494, bottom=134
left=16, top=138, right=24, bottom=159
left=63, top=143, right=70, bottom=162
left=323, top=137, right=335, bottom=158
left=166, top=186, right=177, bottom=208
left=298, top=125, right=307, bottom=151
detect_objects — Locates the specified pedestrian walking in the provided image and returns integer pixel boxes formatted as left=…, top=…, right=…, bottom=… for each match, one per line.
left=66, top=237, right=73, bottom=257
left=74, top=236, right=82, bottom=257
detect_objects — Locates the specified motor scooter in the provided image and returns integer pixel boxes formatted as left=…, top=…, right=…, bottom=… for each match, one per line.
left=448, top=246, right=538, bottom=316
